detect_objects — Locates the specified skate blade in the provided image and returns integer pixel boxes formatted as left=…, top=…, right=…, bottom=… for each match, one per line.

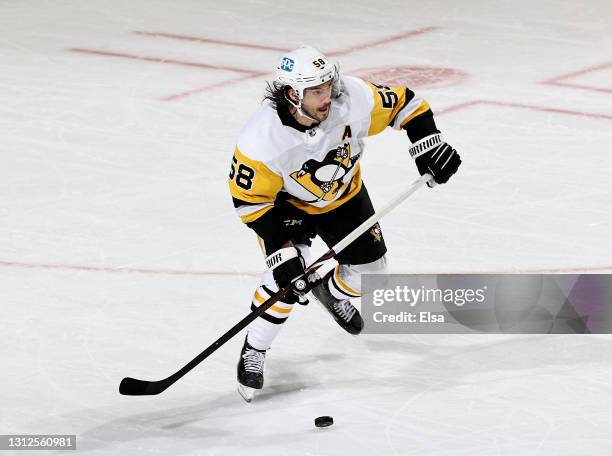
left=237, top=384, right=256, bottom=403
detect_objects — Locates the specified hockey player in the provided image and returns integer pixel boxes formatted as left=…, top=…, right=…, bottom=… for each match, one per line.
left=229, top=45, right=461, bottom=401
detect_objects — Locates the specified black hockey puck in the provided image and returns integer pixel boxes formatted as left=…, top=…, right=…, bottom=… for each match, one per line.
left=314, top=416, right=333, bottom=427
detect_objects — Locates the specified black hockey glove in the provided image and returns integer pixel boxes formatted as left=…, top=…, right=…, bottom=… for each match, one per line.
left=409, top=133, right=461, bottom=185
left=265, top=246, right=311, bottom=304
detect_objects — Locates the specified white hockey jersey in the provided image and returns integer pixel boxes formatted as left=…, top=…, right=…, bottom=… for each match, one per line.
left=229, top=75, right=430, bottom=223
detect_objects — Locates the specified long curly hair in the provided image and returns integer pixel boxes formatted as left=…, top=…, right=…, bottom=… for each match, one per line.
left=263, top=81, right=292, bottom=111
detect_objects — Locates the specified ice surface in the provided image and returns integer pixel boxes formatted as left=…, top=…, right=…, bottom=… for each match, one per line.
left=2, top=0, right=612, bottom=454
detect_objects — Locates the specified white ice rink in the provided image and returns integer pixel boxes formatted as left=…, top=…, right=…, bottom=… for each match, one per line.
left=2, top=0, right=612, bottom=454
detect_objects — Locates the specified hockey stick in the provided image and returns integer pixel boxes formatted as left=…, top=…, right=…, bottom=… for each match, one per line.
left=119, top=173, right=432, bottom=395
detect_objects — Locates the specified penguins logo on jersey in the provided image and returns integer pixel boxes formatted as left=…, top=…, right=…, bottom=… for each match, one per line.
left=290, top=142, right=359, bottom=201
left=370, top=223, right=382, bottom=242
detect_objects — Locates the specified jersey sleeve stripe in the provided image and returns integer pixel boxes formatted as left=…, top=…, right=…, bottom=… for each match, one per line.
left=390, top=88, right=416, bottom=127
left=399, top=100, right=432, bottom=128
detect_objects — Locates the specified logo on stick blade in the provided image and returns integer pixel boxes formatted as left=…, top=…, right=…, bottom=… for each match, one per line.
left=281, top=58, right=295, bottom=72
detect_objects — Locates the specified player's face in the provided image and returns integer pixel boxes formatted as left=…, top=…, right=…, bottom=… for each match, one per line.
left=302, top=80, right=333, bottom=122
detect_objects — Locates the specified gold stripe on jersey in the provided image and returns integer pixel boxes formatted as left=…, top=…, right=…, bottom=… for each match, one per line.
left=239, top=204, right=274, bottom=223
left=229, top=146, right=283, bottom=223
left=286, top=164, right=363, bottom=214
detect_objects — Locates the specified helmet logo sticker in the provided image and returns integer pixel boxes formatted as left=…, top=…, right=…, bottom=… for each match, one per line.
left=280, top=57, right=295, bottom=72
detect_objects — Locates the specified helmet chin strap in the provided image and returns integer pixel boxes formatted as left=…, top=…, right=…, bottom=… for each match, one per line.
left=284, top=93, right=320, bottom=125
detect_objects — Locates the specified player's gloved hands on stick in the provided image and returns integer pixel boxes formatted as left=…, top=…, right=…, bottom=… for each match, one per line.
left=409, top=133, right=461, bottom=186
left=265, top=245, right=310, bottom=304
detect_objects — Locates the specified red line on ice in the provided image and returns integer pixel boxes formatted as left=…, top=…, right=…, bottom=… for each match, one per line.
left=542, top=60, right=612, bottom=94
left=543, top=60, right=612, bottom=83
left=69, top=48, right=259, bottom=74
left=132, top=26, right=438, bottom=100
left=153, top=26, right=438, bottom=101
left=70, top=27, right=439, bottom=101
left=436, top=101, right=482, bottom=116
left=132, top=31, right=291, bottom=52
left=411, top=266, right=612, bottom=274
left=437, top=99, right=612, bottom=121
left=545, top=81, right=612, bottom=94
left=133, top=26, right=438, bottom=58
left=327, top=26, right=439, bottom=56
left=0, top=260, right=259, bottom=277
left=1, top=260, right=611, bottom=277
left=159, top=72, right=266, bottom=101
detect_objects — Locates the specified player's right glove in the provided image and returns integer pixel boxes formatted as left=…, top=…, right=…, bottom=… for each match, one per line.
left=265, top=246, right=310, bottom=304
left=409, top=133, right=461, bottom=185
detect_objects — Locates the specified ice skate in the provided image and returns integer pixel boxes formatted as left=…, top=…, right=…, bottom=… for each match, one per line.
left=237, top=336, right=266, bottom=402
left=311, top=271, right=364, bottom=335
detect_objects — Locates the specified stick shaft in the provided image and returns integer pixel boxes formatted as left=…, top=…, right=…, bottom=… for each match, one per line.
left=119, top=173, right=431, bottom=395
left=331, top=174, right=431, bottom=255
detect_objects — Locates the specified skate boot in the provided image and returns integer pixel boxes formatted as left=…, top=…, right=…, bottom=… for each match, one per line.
left=311, top=271, right=364, bottom=335
left=237, top=336, right=266, bottom=402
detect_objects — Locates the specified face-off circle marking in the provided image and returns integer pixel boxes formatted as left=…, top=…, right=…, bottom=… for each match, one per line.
left=352, top=66, right=468, bottom=89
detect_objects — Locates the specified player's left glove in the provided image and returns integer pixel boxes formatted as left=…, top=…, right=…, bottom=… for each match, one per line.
left=409, top=133, right=461, bottom=185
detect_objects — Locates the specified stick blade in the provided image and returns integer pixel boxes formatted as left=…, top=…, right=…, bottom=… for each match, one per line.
left=119, top=377, right=165, bottom=396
